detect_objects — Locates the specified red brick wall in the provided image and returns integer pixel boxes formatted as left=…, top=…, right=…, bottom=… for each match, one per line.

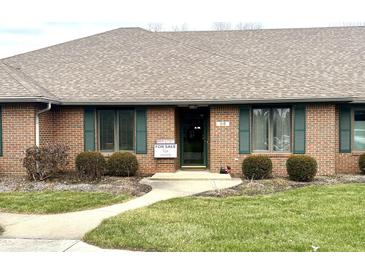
left=39, top=110, right=54, bottom=146
left=209, top=105, right=289, bottom=177
left=137, top=106, right=177, bottom=174
left=209, top=105, right=240, bottom=174
left=306, top=104, right=337, bottom=175
left=210, top=104, right=338, bottom=177
left=0, top=104, right=36, bottom=174
left=0, top=103, right=357, bottom=176
left=52, top=106, right=84, bottom=170
left=38, top=106, right=178, bottom=175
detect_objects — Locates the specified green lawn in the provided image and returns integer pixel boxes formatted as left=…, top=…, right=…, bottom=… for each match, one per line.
left=84, top=183, right=365, bottom=251
left=0, top=191, right=130, bottom=214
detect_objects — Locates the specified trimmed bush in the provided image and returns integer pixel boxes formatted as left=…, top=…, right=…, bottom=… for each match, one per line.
left=75, top=152, right=106, bottom=180
left=286, top=155, right=317, bottom=182
left=107, top=152, right=139, bottom=177
left=23, top=144, right=69, bottom=181
left=359, top=153, right=365, bottom=174
left=242, top=155, right=272, bottom=180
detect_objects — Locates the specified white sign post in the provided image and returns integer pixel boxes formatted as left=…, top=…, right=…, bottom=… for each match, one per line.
left=154, top=143, right=177, bottom=158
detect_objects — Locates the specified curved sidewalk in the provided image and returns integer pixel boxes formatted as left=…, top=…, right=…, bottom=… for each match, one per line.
left=0, top=178, right=242, bottom=240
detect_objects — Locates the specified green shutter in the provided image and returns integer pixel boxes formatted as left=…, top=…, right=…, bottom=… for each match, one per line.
left=293, top=104, right=306, bottom=154
left=239, top=106, right=250, bottom=154
left=136, top=108, right=147, bottom=154
left=0, top=106, right=2, bottom=156
left=339, top=104, right=351, bottom=153
left=84, top=108, right=95, bottom=151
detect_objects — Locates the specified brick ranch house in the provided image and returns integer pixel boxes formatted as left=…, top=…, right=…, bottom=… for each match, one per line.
left=0, top=26, right=364, bottom=176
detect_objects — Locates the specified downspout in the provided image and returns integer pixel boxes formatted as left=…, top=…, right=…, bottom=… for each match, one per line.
left=35, top=102, right=51, bottom=146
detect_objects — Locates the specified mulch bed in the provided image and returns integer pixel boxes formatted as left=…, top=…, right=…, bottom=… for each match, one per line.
left=0, top=173, right=151, bottom=196
left=197, top=174, right=365, bottom=197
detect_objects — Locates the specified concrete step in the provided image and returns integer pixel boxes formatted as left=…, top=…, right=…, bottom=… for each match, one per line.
left=150, top=170, right=232, bottom=181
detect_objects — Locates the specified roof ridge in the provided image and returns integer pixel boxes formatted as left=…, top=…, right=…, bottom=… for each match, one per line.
left=154, top=31, right=327, bottom=91
left=161, top=25, right=365, bottom=34
left=1, top=62, right=60, bottom=101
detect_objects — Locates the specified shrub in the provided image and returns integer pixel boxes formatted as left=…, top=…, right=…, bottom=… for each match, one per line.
left=75, top=152, right=106, bottom=180
left=242, top=155, right=272, bottom=180
left=286, top=155, right=317, bottom=182
left=23, top=144, right=69, bottom=181
left=359, top=153, right=365, bottom=174
left=107, top=152, right=139, bottom=176
left=243, top=182, right=266, bottom=195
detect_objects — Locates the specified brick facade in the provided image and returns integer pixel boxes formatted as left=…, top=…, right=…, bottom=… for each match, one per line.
left=0, top=104, right=37, bottom=174
left=137, top=106, right=177, bottom=174
left=305, top=104, right=337, bottom=175
left=209, top=105, right=291, bottom=177
left=0, top=103, right=361, bottom=176
left=210, top=104, right=342, bottom=177
left=209, top=105, right=240, bottom=175
left=38, top=106, right=84, bottom=170
left=39, top=105, right=178, bottom=175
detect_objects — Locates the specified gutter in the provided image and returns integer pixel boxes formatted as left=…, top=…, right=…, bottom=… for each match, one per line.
left=0, top=96, right=356, bottom=106
left=0, top=97, right=61, bottom=104
left=58, top=97, right=355, bottom=106
left=35, top=102, right=51, bottom=146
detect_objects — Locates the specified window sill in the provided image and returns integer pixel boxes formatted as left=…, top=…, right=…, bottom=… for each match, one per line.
left=251, top=152, right=292, bottom=158
left=351, top=151, right=365, bottom=156
left=100, top=150, right=135, bottom=157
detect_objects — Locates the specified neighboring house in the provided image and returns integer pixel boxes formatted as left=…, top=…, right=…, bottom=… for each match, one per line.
left=0, top=26, right=364, bottom=176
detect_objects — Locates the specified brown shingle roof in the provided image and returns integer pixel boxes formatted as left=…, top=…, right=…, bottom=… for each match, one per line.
left=0, top=27, right=364, bottom=104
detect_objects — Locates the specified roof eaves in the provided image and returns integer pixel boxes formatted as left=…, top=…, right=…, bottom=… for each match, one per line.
left=59, top=97, right=354, bottom=106
left=0, top=96, right=61, bottom=104
left=1, top=62, right=60, bottom=102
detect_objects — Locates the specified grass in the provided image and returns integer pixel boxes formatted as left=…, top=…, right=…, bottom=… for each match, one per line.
left=84, top=183, right=365, bottom=251
left=0, top=191, right=130, bottom=214
left=0, top=225, right=3, bottom=235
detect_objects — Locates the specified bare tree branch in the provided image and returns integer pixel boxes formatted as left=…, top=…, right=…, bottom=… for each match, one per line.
left=171, top=23, right=189, bottom=32
left=339, top=22, right=365, bottom=27
left=212, top=22, right=232, bottom=31
left=236, top=22, right=262, bottom=30
left=147, top=23, right=163, bottom=32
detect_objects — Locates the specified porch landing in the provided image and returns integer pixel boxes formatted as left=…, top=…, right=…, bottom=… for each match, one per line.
left=151, top=170, right=232, bottom=181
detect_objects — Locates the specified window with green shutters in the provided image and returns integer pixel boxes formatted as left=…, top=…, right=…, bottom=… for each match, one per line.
left=239, top=105, right=306, bottom=154
left=251, top=107, right=291, bottom=153
left=97, top=109, right=135, bottom=152
left=84, top=107, right=147, bottom=154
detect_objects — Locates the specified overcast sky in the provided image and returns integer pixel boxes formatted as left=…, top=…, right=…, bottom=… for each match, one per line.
left=1, top=0, right=364, bottom=58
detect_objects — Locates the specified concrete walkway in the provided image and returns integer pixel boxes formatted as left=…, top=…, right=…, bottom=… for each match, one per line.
left=0, top=177, right=241, bottom=250
left=0, top=238, right=104, bottom=252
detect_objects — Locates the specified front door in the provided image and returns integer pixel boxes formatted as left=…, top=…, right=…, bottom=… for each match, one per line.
left=180, top=109, right=208, bottom=167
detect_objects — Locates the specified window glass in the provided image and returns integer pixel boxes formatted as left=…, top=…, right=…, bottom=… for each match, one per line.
left=354, top=110, right=365, bottom=150
left=252, top=108, right=269, bottom=151
left=99, top=110, right=115, bottom=151
left=273, top=108, right=291, bottom=152
left=119, top=110, right=134, bottom=150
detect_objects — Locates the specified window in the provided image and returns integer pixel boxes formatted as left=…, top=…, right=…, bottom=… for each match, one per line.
left=353, top=110, right=365, bottom=151
left=98, top=109, right=135, bottom=152
left=252, top=107, right=291, bottom=152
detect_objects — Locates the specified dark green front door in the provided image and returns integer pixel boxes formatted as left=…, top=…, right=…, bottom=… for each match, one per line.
left=180, top=109, right=208, bottom=167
